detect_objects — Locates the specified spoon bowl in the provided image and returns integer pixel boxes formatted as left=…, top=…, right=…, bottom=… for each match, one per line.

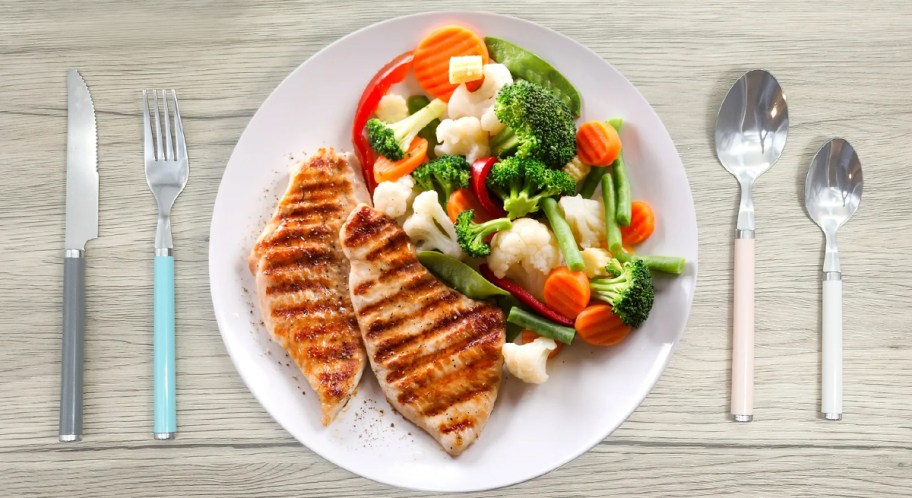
left=806, top=138, right=863, bottom=242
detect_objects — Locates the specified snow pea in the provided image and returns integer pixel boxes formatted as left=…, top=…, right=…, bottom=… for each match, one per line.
left=417, top=251, right=509, bottom=300
left=484, top=37, right=582, bottom=116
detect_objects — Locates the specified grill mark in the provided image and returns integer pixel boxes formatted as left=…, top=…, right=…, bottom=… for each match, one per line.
left=259, top=246, right=334, bottom=273
left=372, top=299, right=470, bottom=362
left=319, top=367, right=356, bottom=400
left=356, top=272, right=440, bottom=318
left=383, top=308, right=502, bottom=385
left=290, top=317, right=354, bottom=343
left=386, top=310, right=500, bottom=383
left=281, top=200, right=343, bottom=221
left=376, top=258, right=421, bottom=284
left=306, top=341, right=357, bottom=362
left=365, top=289, right=460, bottom=343
left=266, top=277, right=332, bottom=296
left=353, top=280, right=375, bottom=296
left=397, top=344, right=501, bottom=397
left=270, top=301, right=337, bottom=319
left=364, top=230, right=410, bottom=261
left=440, top=418, right=474, bottom=435
left=422, top=383, right=494, bottom=418
left=343, top=208, right=395, bottom=248
left=264, top=224, right=333, bottom=247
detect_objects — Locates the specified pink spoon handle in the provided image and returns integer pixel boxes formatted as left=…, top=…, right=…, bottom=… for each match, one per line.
left=732, top=237, right=755, bottom=422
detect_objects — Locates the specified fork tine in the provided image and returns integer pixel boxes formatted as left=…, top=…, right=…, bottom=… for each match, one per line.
left=152, top=90, right=163, bottom=161
left=142, top=90, right=153, bottom=161
left=171, top=91, right=187, bottom=161
left=161, top=90, right=173, bottom=161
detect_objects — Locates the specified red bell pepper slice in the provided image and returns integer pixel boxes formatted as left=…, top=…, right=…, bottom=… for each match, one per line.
left=479, top=264, right=575, bottom=327
left=470, top=157, right=508, bottom=218
left=352, top=51, right=414, bottom=194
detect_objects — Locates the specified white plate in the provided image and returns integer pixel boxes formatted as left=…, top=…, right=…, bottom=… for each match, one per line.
left=210, top=12, right=697, bottom=492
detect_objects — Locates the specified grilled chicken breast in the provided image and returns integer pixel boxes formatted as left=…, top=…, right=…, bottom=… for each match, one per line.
left=248, top=148, right=370, bottom=426
left=340, top=204, right=505, bottom=456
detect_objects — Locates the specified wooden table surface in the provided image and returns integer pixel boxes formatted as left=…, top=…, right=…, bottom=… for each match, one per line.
left=2, top=1, right=910, bottom=496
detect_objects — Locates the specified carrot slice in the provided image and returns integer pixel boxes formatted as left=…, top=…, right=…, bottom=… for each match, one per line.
left=619, top=200, right=656, bottom=246
left=574, top=304, right=632, bottom=346
left=519, top=330, right=563, bottom=359
left=543, top=267, right=590, bottom=319
left=576, top=121, right=622, bottom=166
left=446, top=188, right=495, bottom=223
left=413, top=25, right=489, bottom=101
left=373, top=137, right=428, bottom=183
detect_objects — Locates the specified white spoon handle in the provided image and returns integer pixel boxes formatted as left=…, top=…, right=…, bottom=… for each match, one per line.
left=732, top=237, right=754, bottom=422
left=822, top=276, right=843, bottom=420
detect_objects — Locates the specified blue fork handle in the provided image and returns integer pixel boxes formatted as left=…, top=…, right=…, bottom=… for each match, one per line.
left=153, top=255, right=176, bottom=439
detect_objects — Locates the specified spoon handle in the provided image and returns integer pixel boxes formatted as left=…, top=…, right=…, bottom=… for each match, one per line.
left=731, top=237, right=754, bottom=422
left=822, top=275, right=843, bottom=420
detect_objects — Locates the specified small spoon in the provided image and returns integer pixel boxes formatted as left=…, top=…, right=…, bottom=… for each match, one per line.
left=714, top=70, right=789, bottom=422
left=805, top=138, right=863, bottom=421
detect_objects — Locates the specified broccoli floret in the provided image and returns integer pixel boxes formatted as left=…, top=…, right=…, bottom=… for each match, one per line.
left=366, top=98, right=447, bottom=161
left=488, top=80, right=577, bottom=168
left=485, top=156, right=576, bottom=219
left=589, top=258, right=655, bottom=328
left=454, top=210, right=512, bottom=257
left=412, top=155, right=470, bottom=206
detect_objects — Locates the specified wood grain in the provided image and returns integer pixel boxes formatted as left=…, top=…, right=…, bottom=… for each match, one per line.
left=1, top=0, right=910, bottom=495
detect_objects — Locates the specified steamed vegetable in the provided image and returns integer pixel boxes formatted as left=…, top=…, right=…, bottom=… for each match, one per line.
left=448, top=55, right=484, bottom=84
left=502, top=336, right=558, bottom=384
left=576, top=120, right=622, bottom=166
left=366, top=98, right=446, bottom=161
left=447, top=63, right=514, bottom=135
left=580, top=248, right=613, bottom=278
left=446, top=188, right=493, bottom=223
left=563, top=156, right=590, bottom=183
left=412, top=155, right=470, bottom=207
left=488, top=80, right=577, bottom=168
left=373, top=137, right=428, bottom=183
left=577, top=166, right=602, bottom=198
left=480, top=265, right=574, bottom=327
left=403, top=190, right=461, bottom=258
left=434, top=116, right=491, bottom=163
left=574, top=304, right=632, bottom=346
left=455, top=210, right=512, bottom=257
left=371, top=174, right=415, bottom=218
left=616, top=251, right=686, bottom=275
left=374, top=93, right=409, bottom=122
left=619, top=200, right=656, bottom=245
left=559, top=194, right=605, bottom=249
left=543, top=267, right=590, bottom=319
left=506, top=307, right=576, bottom=345
left=406, top=95, right=441, bottom=159
left=601, top=170, right=623, bottom=253
left=608, top=119, right=632, bottom=226
left=486, top=217, right=562, bottom=299
left=541, top=197, right=584, bottom=272
left=413, top=25, right=489, bottom=100
left=352, top=50, right=414, bottom=192
left=417, top=251, right=509, bottom=299
left=470, top=156, right=508, bottom=217
left=520, top=330, right=563, bottom=358
left=589, top=258, right=655, bottom=328
left=486, top=156, right=575, bottom=219
left=484, top=36, right=582, bottom=116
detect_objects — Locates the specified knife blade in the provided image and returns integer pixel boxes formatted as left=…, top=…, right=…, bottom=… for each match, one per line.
left=60, top=69, right=98, bottom=442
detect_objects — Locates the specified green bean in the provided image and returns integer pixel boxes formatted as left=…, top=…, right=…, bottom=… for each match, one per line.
left=616, top=251, right=686, bottom=275
left=601, top=171, right=623, bottom=253
left=484, top=37, right=582, bottom=116
left=612, top=156, right=632, bottom=226
left=577, top=166, right=602, bottom=199
left=407, top=95, right=439, bottom=159
left=541, top=197, right=585, bottom=272
left=507, top=307, right=576, bottom=345
left=417, top=251, right=508, bottom=300
left=495, top=295, right=525, bottom=343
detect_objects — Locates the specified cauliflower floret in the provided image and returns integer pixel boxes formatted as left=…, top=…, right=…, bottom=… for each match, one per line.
left=563, top=156, right=591, bottom=183
left=559, top=194, right=606, bottom=249
left=434, top=116, right=490, bottom=163
left=503, top=337, right=557, bottom=384
left=448, top=63, right=513, bottom=135
left=372, top=175, right=415, bottom=219
left=488, top=218, right=561, bottom=298
left=402, top=190, right=461, bottom=258
left=373, top=93, right=409, bottom=123
left=581, top=247, right=613, bottom=278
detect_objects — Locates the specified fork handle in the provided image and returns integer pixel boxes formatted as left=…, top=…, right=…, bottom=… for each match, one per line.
left=154, top=254, right=176, bottom=439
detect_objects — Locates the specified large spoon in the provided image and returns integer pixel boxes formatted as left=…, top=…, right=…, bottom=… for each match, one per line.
left=805, top=138, right=863, bottom=421
left=714, top=70, right=789, bottom=422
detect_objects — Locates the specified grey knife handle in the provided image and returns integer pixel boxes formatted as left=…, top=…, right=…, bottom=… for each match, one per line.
left=59, top=252, right=85, bottom=442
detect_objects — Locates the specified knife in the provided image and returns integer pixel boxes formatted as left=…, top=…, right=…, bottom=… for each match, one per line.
left=60, top=69, right=98, bottom=442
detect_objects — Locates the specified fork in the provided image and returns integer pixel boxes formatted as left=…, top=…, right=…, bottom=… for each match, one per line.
left=143, top=89, right=189, bottom=440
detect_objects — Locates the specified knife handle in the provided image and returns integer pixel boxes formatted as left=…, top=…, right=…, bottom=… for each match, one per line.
left=153, top=255, right=176, bottom=439
left=60, top=251, right=85, bottom=442
left=731, top=237, right=754, bottom=422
